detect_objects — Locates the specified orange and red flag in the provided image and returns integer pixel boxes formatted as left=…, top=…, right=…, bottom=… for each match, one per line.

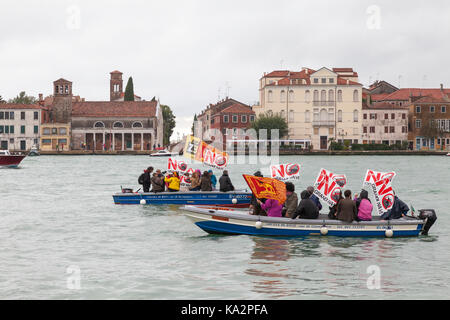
left=243, top=174, right=287, bottom=205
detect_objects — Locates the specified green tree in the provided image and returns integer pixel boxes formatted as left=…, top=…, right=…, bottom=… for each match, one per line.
left=250, top=112, right=288, bottom=140
left=161, top=104, right=176, bottom=146
left=124, top=77, right=135, bottom=101
left=191, top=114, right=197, bottom=135
left=8, top=91, right=37, bottom=104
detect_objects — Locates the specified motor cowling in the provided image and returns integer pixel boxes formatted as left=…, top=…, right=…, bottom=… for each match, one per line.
left=418, top=209, right=437, bottom=235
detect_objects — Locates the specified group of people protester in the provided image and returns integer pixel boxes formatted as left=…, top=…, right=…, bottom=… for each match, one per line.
left=138, top=167, right=235, bottom=193
left=249, top=171, right=410, bottom=222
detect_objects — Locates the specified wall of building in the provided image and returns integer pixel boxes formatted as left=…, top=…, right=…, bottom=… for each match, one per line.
left=0, top=108, right=41, bottom=151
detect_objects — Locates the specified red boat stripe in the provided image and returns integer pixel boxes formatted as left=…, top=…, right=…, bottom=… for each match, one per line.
left=212, top=215, right=229, bottom=222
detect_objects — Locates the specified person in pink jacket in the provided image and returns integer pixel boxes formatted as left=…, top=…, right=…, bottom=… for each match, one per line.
left=257, top=198, right=283, bottom=217
left=355, top=189, right=373, bottom=221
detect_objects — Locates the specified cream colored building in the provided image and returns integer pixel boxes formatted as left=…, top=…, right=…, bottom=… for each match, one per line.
left=257, top=67, right=363, bottom=150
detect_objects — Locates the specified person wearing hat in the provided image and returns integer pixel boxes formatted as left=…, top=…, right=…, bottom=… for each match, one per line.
left=282, top=182, right=298, bottom=218
left=139, top=166, right=153, bottom=192
left=164, top=171, right=180, bottom=192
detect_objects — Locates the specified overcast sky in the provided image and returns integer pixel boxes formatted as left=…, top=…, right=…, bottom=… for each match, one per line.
left=1, top=0, right=450, bottom=139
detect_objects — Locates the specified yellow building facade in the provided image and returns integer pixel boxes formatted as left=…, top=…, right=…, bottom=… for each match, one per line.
left=40, top=123, right=71, bottom=151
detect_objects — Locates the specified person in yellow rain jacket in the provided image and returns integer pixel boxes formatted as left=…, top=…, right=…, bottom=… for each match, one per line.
left=164, top=171, right=180, bottom=192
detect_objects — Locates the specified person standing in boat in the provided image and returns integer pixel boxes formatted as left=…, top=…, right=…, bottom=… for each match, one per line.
left=200, top=171, right=213, bottom=191
left=219, top=170, right=235, bottom=192
left=151, top=171, right=165, bottom=193
left=139, top=167, right=153, bottom=192
left=208, top=170, right=217, bottom=190
left=336, top=190, right=358, bottom=223
left=249, top=171, right=265, bottom=215
left=291, top=190, right=319, bottom=220
left=307, top=186, right=322, bottom=211
left=380, top=191, right=409, bottom=220
left=164, top=171, right=180, bottom=192
left=282, top=182, right=298, bottom=218
left=189, top=170, right=201, bottom=191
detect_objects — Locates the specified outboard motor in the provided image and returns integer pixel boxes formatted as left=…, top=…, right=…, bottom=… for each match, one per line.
left=418, top=209, right=437, bottom=235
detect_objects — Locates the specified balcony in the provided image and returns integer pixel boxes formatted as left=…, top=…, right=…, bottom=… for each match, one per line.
left=312, top=120, right=335, bottom=127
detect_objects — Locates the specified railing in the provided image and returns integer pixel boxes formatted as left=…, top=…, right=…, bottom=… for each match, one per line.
left=312, top=120, right=335, bottom=127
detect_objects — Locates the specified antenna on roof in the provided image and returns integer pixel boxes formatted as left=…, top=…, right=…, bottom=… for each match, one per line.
left=225, top=81, right=231, bottom=98
left=218, top=87, right=221, bottom=101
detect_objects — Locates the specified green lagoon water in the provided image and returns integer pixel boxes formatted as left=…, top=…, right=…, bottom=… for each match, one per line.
left=1, top=155, right=449, bottom=299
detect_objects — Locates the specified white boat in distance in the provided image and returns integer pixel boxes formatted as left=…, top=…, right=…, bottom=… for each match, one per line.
left=149, top=149, right=178, bottom=157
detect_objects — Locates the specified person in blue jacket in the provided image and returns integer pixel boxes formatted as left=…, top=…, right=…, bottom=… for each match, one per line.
left=307, top=186, right=322, bottom=211
left=208, top=170, right=217, bottom=190
left=380, top=191, right=409, bottom=220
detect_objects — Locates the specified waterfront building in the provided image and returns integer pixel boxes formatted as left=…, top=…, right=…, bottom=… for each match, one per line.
left=257, top=67, right=363, bottom=150
left=361, top=102, right=409, bottom=145
left=40, top=122, right=71, bottom=151
left=408, top=94, right=450, bottom=151
left=0, top=104, right=44, bottom=151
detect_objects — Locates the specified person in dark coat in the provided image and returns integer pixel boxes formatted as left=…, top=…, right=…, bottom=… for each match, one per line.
left=151, top=171, right=165, bottom=193
left=249, top=171, right=265, bottom=215
left=283, top=182, right=298, bottom=218
left=139, top=166, right=153, bottom=192
left=380, top=192, right=409, bottom=220
left=307, top=186, right=322, bottom=211
left=291, top=190, right=319, bottom=220
left=336, top=189, right=357, bottom=223
left=328, top=190, right=343, bottom=219
left=200, top=171, right=213, bottom=191
left=219, top=170, right=234, bottom=192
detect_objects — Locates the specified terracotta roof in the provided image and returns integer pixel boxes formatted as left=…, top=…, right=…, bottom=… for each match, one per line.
left=110, top=70, right=123, bottom=74
left=412, top=95, right=450, bottom=104
left=263, top=70, right=290, bottom=78
left=332, top=68, right=354, bottom=72
left=380, top=88, right=450, bottom=101
left=218, top=104, right=255, bottom=114
left=336, top=77, right=361, bottom=85
left=0, top=103, right=44, bottom=110
left=264, top=67, right=360, bottom=86
left=119, top=92, right=142, bottom=99
left=72, top=101, right=157, bottom=118
left=370, top=93, right=391, bottom=101
left=363, top=102, right=409, bottom=110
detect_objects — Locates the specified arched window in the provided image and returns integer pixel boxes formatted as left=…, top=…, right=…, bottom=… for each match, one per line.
left=305, top=90, right=311, bottom=103
left=94, top=121, right=105, bottom=128
left=321, top=90, right=327, bottom=104
left=313, top=90, right=319, bottom=102
left=267, top=110, right=273, bottom=116
left=289, top=110, right=294, bottom=122
left=353, top=90, right=359, bottom=102
left=113, top=121, right=124, bottom=128
left=328, top=90, right=334, bottom=102
left=338, top=110, right=343, bottom=122
left=280, top=110, right=285, bottom=119
left=280, top=90, right=286, bottom=103
left=305, top=110, right=311, bottom=123
left=268, top=90, right=273, bottom=103
left=337, top=90, right=343, bottom=102
left=353, top=109, right=359, bottom=122
left=132, top=121, right=143, bottom=128
left=289, top=90, right=294, bottom=102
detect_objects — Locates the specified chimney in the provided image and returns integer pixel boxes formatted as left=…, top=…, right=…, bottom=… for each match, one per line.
left=440, top=83, right=444, bottom=91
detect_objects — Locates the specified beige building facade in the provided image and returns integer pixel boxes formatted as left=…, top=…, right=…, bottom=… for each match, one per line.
left=257, top=67, right=363, bottom=150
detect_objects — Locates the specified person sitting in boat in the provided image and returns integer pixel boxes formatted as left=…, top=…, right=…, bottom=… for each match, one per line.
left=354, top=189, right=373, bottom=221
left=164, top=171, right=180, bottom=192
left=249, top=171, right=265, bottom=215
left=306, top=186, right=322, bottom=211
left=151, top=171, right=165, bottom=193
left=257, top=198, right=282, bottom=217
left=219, top=170, right=235, bottom=192
left=380, top=191, right=409, bottom=220
left=208, top=170, right=217, bottom=190
left=292, top=190, right=319, bottom=220
left=200, top=171, right=213, bottom=191
left=328, top=190, right=343, bottom=219
left=336, top=190, right=358, bottom=223
left=282, top=182, right=298, bottom=218
left=189, top=170, right=201, bottom=191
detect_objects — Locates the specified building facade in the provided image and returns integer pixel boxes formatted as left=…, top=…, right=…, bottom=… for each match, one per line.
left=40, top=122, right=71, bottom=151
left=408, top=96, right=450, bottom=151
left=0, top=104, right=43, bottom=151
left=257, top=67, right=363, bottom=150
left=361, top=102, right=409, bottom=145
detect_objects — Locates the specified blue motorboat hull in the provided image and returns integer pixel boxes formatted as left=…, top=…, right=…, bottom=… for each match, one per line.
left=113, top=191, right=252, bottom=207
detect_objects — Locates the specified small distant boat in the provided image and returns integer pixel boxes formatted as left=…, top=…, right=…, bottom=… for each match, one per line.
left=0, top=150, right=27, bottom=168
left=28, top=145, right=40, bottom=156
left=113, top=189, right=252, bottom=207
left=181, top=206, right=437, bottom=238
left=149, top=149, right=177, bottom=157
left=446, top=153, right=450, bottom=156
